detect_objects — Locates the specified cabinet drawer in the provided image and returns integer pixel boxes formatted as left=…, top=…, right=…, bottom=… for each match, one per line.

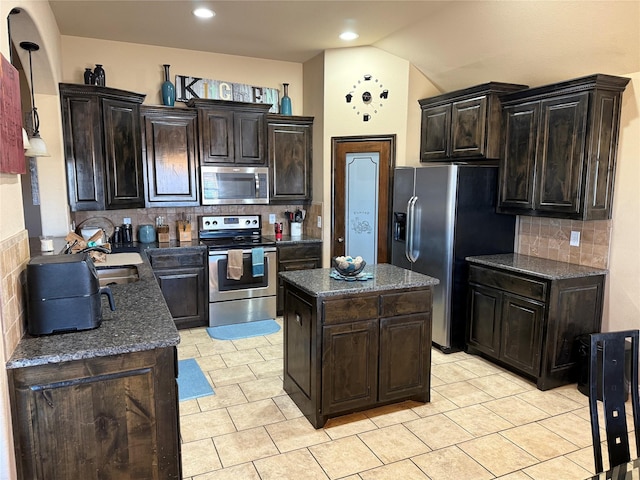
left=380, top=289, right=431, bottom=317
left=469, top=265, right=546, bottom=301
left=148, top=250, right=206, bottom=269
left=278, top=243, right=321, bottom=261
left=322, top=296, right=378, bottom=325
left=280, top=259, right=319, bottom=272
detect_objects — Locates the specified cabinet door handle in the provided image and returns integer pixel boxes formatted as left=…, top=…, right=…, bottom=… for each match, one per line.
left=41, top=390, right=54, bottom=408
left=295, top=312, right=302, bottom=326
left=337, top=237, right=344, bottom=243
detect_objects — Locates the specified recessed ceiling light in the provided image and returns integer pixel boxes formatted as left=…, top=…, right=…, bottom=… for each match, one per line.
left=193, top=7, right=215, bottom=19
left=339, top=31, right=359, bottom=41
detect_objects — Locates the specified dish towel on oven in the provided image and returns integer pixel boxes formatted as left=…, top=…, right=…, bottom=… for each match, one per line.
left=252, top=247, right=264, bottom=277
left=227, top=249, right=243, bottom=280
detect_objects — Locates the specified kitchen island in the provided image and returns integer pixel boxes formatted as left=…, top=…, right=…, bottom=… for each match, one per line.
left=280, top=263, right=439, bottom=428
left=6, top=252, right=181, bottom=479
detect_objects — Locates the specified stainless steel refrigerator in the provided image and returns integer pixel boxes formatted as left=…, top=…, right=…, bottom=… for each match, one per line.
left=391, top=164, right=516, bottom=352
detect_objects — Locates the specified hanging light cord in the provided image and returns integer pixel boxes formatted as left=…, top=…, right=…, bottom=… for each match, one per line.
left=26, top=47, right=40, bottom=137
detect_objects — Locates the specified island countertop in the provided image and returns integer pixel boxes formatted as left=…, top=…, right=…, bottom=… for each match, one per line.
left=466, top=253, right=608, bottom=280
left=279, top=263, right=439, bottom=298
left=7, top=252, right=180, bottom=369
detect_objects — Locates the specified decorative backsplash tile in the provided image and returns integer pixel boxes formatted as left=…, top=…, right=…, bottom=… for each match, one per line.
left=0, top=230, right=29, bottom=357
left=517, top=217, right=611, bottom=269
left=72, top=203, right=324, bottom=242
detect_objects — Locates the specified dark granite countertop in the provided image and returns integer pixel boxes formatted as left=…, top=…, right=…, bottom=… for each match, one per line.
left=279, top=263, right=439, bottom=298
left=7, top=251, right=180, bottom=369
left=263, top=234, right=322, bottom=245
left=466, top=253, right=608, bottom=280
left=29, top=236, right=203, bottom=256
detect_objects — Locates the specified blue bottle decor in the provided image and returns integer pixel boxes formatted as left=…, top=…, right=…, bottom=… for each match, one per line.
left=280, top=83, right=292, bottom=115
left=161, top=64, right=176, bottom=107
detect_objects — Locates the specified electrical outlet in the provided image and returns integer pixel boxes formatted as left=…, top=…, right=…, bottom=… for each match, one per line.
left=269, top=214, right=276, bottom=224
left=570, top=230, right=580, bottom=246
left=123, top=217, right=131, bottom=225
left=317, top=216, right=322, bottom=228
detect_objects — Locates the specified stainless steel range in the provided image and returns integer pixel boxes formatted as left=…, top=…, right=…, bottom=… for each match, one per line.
left=199, top=215, right=276, bottom=327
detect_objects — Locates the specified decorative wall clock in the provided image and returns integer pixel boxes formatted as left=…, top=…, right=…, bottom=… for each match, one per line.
left=345, top=74, right=389, bottom=122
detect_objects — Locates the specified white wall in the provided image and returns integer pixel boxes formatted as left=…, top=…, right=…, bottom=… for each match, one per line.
left=604, top=71, right=640, bottom=332
left=317, top=46, right=440, bottom=262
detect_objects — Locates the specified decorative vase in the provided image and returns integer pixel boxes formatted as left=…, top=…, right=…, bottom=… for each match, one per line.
left=161, top=64, right=176, bottom=107
left=83, top=68, right=94, bottom=85
left=280, top=83, right=292, bottom=115
left=93, top=64, right=105, bottom=86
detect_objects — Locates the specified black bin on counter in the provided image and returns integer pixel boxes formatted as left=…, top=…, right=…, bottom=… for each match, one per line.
left=576, top=333, right=632, bottom=401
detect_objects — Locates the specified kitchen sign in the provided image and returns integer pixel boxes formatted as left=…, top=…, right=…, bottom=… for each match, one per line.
left=0, top=53, right=26, bottom=174
left=175, top=75, right=280, bottom=113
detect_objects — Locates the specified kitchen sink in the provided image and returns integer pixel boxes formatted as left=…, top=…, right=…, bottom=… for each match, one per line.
left=96, top=265, right=139, bottom=286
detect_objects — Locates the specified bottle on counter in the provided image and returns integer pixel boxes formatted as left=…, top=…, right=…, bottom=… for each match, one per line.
left=111, top=226, right=122, bottom=244
left=122, top=223, right=133, bottom=244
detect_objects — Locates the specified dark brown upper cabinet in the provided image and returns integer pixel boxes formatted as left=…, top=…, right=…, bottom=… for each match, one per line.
left=187, top=98, right=271, bottom=166
left=418, top=82, right=527, bottom=162
left=140, top=106, right=199, bottom=207
left=267, top=114, right=313, bottom=203
left=59, top=83, right=146, bottom=211
left=498, top=74, right=630, bottom=220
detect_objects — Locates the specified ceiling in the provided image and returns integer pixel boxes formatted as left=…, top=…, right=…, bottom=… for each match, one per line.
left=47, top=0, right=640, bottom=92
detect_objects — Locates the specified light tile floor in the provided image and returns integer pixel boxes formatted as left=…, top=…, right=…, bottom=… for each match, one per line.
left=177, top=320, right=633, bottom=480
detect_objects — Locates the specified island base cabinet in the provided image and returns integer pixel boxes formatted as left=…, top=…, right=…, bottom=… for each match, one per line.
left=322, top=320, right=379, bottom=415
left=379, top=314, right=431, bottom=403
left=283, top=282, right=432, bottom=428
left=8, top=347, right=181, bottom=480
left=283, top=288, right=315, bottom=422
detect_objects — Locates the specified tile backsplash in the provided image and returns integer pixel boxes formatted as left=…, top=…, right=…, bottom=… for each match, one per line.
left=0, top=230, right=29, bottom=358
left=73, top=203, right=324, bottom=242
left=516, top=217, right=611, bottom=269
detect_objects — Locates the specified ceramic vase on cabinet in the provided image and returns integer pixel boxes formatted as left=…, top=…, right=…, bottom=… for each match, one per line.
left=83, top=68, right=94, bottom=85
left=93, top=64, right=105, bottom=86
left=280, top=83, right=292, bottom=115
left=162, top=64, right=176, bottom=107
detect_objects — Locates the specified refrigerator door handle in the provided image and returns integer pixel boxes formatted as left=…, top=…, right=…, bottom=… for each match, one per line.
left=406, top=196, right=419, bottom=263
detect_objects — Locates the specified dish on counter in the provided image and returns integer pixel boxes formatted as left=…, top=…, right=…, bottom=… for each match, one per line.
left=329, top=270, right=373, bottom=281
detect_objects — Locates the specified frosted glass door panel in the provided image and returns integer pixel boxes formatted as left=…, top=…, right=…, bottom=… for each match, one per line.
left=345, top=152, right=379, bottom=264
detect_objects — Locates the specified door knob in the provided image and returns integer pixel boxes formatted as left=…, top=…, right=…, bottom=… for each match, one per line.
left=337, top=237, right=344, bottom=243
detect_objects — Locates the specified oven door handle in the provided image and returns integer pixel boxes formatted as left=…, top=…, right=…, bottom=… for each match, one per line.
left=208, top=247, right=276, bottom=256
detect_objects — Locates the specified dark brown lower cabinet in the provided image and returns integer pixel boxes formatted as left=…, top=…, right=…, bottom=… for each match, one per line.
left=467, top=263, right=605, bottom=390
left=276, top=242, right=321, bottom=315
left=148, top=248, right=208, bottom=329
left=8, top=347, right=180, bottom=479
left=283, top=282, right=432, bottom=428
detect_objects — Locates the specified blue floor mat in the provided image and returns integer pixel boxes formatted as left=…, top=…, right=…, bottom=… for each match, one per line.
left=207, top=319, right=280, bottom=340
left=177, top=358, right=214, bottom=401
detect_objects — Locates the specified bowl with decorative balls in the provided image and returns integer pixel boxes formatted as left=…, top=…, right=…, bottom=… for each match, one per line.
left=332, top=255, right=366, bottom=277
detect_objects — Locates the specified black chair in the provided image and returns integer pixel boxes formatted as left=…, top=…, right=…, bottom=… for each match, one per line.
left=588, top=330, right=640, bottom=473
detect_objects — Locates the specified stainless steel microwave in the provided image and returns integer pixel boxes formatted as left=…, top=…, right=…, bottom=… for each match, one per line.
left=201, top=166, right=269, bottom=205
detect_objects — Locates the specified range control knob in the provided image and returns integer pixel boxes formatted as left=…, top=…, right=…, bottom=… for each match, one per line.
left=212, top=220, right=218, bottom=225
left=245, top=220, right=251, bottom=225
left=204, top=220, right=210, bottom=226
left=252, top=220, right=258, bottom=224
